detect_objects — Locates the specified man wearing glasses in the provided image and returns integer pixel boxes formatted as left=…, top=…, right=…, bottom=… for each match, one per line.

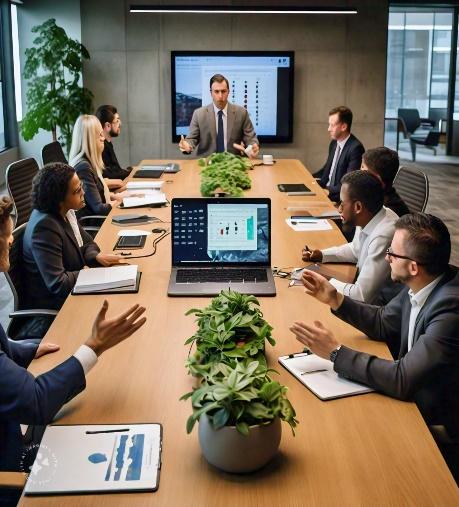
left=302, top=170, right=399, bottom=303
left=292, top=213, right=459, bottom=480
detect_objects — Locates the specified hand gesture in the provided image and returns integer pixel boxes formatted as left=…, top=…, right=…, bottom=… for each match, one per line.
left=179, top=135, right=192, bottom=153
left=301, top=246, right=323, bottom=263
left=301, top=269, right=343, bottom=310
left=85, top=300, right=146, bottom=357
left=289, top=320, right=340, bottom=359
left=96, top=253, right=128, bottom=267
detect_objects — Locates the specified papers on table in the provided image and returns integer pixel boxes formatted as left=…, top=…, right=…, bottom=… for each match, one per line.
left=286, top=218, right=333, bottom=231
left=24, top=424, right=162, bottom=495
left=122, top=193, right=167, bottom=208
left=74, top=265, right=139, bottom=294
left=126, top=181, right=163, bottom=190
left=279, top=353, right=374, bottom=400
left=117, top=229, right=152, bottom=237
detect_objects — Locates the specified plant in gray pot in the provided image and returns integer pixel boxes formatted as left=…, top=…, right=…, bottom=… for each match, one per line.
left=181, top=359, right=298, bottom=473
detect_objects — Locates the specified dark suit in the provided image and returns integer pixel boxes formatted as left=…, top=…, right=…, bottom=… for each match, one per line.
left=74, top=159, right=111, bottom=218
left=23, top=210, right=101, bottom=310
left=384, top=186, right=410, bottom=217
left=0, top=325, right=85, bottom=471
left=319, top=134, right=365, bottom=202
left=332, top=267, right=459, bottom=439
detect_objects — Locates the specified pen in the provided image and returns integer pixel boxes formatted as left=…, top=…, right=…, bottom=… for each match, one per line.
left=300, top=369, right=327, bottom=376
left=291, top=220, right=318, bottom=225
left=86, top=428, right=130, bottom=434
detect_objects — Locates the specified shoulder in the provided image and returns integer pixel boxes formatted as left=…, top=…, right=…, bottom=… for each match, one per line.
left=74, top=159, right=92, bottom=173
left=347, top=134, right=364, bottom=151
left=27, top=211, right=62, bottom=234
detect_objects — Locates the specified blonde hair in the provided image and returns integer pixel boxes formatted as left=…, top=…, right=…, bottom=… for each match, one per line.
left=69, top=115, right=105, bottom=177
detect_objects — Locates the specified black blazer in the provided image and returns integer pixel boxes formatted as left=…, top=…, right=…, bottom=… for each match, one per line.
left=332, top=267, right=459, bottom=439
left=74, top=159, right=111, bottom=218
left=23, top=210, right=101, bottom=310
left=319, top=134, right=365, bottom=202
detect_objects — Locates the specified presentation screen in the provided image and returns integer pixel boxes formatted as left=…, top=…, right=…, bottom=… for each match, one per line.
left=171, top=51, right=294, bottom=143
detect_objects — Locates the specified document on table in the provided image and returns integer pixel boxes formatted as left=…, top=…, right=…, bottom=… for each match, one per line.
left=285, top=218, right=333, bottom=231
left=73, top=265, right=139, bottom=293
left=126, top=181, right=164, bottom=190
left=122, top=192, right=167, bottom=208
left=279, top=353, right=374, bottom=400
left=24, top=423, right=162, bottom=495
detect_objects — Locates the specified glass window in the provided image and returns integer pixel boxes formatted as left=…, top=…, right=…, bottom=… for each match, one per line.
left=0, top=8, right=5, bottom=151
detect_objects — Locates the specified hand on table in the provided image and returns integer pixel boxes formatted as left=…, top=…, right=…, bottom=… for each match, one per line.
left=302, top=246, right=323, bottom=263
left=179, top=135, right=192, bottom=153
left=35, top=342, right=60, bottom=359
left=301, top=269, right=344, bottom=310
left=96, top=253, right=128, bottom=267
left=233, top=141, right=259, bottom=159
left=289, top=320, right=340, bottom=360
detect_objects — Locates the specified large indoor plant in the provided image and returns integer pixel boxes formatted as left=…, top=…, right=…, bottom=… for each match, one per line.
left=20, top=18, right=93, bottom=152
left=199, top=152, right=252, bottom=196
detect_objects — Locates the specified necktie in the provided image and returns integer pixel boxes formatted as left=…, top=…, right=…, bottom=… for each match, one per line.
left=216, top=110, right=224, bottom=153
left=329, top=144, right=342, bottom=187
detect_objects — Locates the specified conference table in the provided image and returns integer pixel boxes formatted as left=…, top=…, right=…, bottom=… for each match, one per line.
left=21, top=159, right=459, bottom=506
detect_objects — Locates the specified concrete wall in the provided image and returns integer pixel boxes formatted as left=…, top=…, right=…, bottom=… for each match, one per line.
left=81, top=0, right=388, bottom=172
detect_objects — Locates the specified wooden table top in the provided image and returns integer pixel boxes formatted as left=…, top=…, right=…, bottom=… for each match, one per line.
left=21, top=159, right=459, bottom=506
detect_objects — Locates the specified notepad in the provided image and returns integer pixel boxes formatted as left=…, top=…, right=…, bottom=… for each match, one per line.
left=286, top=218, right=333, bottom=231
left=126, top=181, right=164, bottom=190
left=279, top=353, right=374, bottom=400
left=24, top=423, right=162, bottom=495
left=73, top=265, right=139, bottom=294
left=122, top=193, right=167, bottom=208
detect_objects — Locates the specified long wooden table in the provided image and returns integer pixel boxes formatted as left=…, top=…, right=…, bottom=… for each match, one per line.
left=21, top=160, right=459, bottom=506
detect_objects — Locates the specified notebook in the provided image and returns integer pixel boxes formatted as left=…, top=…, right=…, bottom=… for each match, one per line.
left=24, top=423, right=162, bottom=495
left=133, top=163, right=180, bottom=178
left=72, top=265, right=140, bottom=294
left=167, top=197, right=276, bottom=296
left=279, top=352, right=374, bottom=400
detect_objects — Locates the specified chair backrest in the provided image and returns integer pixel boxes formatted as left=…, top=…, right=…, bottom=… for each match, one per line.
left=41, top=141, right=68, bottom=166
left=398, top=109, right=421, bottom=134
left=4, top=222, right=27, bottom=312
left=5, top=158, right=39, bottom=227
left=393, top=166, right=429, bottom=213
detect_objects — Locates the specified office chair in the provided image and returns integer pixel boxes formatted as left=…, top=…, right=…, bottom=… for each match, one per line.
left=5, top=158, right=40, bottom=228
left=409, top=130, right=441, bottom=161
left=41, top=140, right=68, bottom=165
left=393, top=166, right=429, bottom=213
left=4, top=223, right=58, bottom=340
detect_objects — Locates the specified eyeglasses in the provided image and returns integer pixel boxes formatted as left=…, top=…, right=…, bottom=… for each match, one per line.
left=386, top=248, right=424, bottom=264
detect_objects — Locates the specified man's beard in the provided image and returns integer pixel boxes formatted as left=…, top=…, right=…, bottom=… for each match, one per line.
left=110, top=129, right=119, bottom=138
left=391, top=270, right=411, bottom=284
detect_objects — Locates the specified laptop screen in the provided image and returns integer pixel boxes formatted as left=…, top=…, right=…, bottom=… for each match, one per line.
left=172, top=198, right=271, bottom=265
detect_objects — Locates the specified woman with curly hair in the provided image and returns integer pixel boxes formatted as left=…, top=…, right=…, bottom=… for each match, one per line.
left=22, top=163, right=125, bottom=327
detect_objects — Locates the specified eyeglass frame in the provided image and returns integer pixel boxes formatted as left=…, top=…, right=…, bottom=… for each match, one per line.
left=386, top=247, right=425, bottom=265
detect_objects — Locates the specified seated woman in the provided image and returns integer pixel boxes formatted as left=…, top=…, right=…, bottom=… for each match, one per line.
left=22, top=163, right=125, bottom=320
left=68, top=114, right=122, bottom=218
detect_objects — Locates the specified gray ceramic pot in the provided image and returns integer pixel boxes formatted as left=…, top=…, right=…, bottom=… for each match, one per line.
left=198, top=414, right=281, bottom=473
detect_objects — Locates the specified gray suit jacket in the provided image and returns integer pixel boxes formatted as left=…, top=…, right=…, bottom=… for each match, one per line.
left=185, top=102, right=258, bottom=157
left=332, top=267, right=459, bottom=438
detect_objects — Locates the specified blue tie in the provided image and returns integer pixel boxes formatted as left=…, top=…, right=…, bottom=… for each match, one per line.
left=216, top=110, right=224, bottom=153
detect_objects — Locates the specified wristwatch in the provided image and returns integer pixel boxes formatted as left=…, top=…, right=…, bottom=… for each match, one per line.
left=329, top=345, right=342, bottom=363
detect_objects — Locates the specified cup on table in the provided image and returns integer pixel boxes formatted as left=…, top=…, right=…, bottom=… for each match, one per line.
left=263, top=154, right=274, bottom=165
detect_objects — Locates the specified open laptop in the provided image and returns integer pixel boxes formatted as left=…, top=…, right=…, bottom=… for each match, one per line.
left=168, top=197, right=276, bottom=296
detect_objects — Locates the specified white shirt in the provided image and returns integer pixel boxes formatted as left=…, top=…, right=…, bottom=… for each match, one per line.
left=66, top=210, right=83, bottom=247
left=326, top=134, right=350, bottom=187
left=213, top=103, right=228, bottom=151
left=73, top=344, right=98, bottom=375
left=407, top=276, right=442, bottom=351
left=322, top=206, right=399, bottom=302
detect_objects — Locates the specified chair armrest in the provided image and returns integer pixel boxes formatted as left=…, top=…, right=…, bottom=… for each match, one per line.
left=420, top=118, right=436, bottom=128
left=9, top=309, right=58, bottom=318
left=0, top=471, right=27, bottom=489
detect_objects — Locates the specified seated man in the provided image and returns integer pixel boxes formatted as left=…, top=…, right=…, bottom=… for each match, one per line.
left=302, top=171, right=398, bottom=303
left=318, top=106, right=364, bottom=203
left=361, top=146, right=410, bottom=217
left=291, top=213, right=459, bottom=479
left=178, top=73, right=259, bottom=159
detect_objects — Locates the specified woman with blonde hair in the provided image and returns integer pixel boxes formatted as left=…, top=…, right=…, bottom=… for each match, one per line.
left=69, top=115, right=121, bottom=218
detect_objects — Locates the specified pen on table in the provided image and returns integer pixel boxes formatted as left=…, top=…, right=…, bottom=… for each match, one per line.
left=287, top=348, right=312, bottom=359
left=291, top=219, right=318, bottom=225
left=300, top=369, right=327, bottom=376
left=304, top=244, right=312, bottom=254
left=86, top=428, right=130, bottom=434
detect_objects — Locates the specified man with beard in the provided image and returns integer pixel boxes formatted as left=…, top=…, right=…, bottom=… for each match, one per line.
left=302, top=170, right=398, bottom=303
left=95, top=105, right=132, bottom=181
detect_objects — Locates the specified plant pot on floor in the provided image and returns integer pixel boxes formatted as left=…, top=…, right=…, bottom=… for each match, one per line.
left=198, top=414, right=281, bottom=473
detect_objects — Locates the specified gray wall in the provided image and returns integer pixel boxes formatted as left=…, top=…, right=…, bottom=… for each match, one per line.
left=81, top=0, right=388, bottom=172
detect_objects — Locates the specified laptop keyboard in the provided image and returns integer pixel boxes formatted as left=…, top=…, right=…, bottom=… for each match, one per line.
left=176, top=268, right=268, bottom=284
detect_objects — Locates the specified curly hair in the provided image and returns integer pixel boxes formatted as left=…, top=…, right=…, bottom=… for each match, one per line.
left=0, top=195, right=13, bottom=231
left=31, top=163, right=75, bottom=214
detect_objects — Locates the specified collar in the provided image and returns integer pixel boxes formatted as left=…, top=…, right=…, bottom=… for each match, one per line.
left=408, top=275, right=443, bottom=308
left=360, top=206, right=386, bottom=238
left=213, top=103, right=228, bottom=117
left=337, top=134, right=350, bottom=149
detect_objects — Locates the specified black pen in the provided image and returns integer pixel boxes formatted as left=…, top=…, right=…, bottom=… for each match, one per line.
left=86, top=428, right=130, bottom=434
left=300, top=369, right=327, bottom=376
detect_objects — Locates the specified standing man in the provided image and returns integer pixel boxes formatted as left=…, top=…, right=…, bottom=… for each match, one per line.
left=178, top=74, right=260, bottom=159
left=302, top=171, right=398, bottom=303
left=318, top=106, right=364, bottom=203
left=95, top=105, right=132, bottom=181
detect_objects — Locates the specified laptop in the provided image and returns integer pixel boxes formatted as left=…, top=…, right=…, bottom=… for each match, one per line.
left=168, top=197, right=276, bottom=297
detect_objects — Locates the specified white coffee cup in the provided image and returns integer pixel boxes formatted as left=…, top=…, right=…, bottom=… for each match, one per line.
left=263, top=154, right=274, bottom=165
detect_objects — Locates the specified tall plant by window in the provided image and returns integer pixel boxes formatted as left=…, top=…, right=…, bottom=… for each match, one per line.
left=20, top=18, right=93, bottom=152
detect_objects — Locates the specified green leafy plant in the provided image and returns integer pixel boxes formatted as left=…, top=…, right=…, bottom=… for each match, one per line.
left=20, top=18, right=93, bottom=152
left=185, top=290, right=275, bottom=376
left=181, top=359, right=298, bottom=436
left=198, top=152, right=252, bottom=196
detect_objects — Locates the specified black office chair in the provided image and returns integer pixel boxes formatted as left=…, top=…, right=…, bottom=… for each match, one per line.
left=409, top=130, right=441, bottom=161
left=397, top=108, right=435, bottom=136
left=4, top=223, right=58, bottom=340
left=5, top=158, right=40, bottom=228
left=393, top=166, right=429, bottom=213
left=41, top=140, right=68, bottom=165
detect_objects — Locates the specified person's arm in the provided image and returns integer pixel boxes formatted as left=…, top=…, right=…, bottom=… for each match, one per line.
left=78, top=222, right=101, bottom=267
left=241, top=109, right=259, bottom=148
left=327, top=141, right=364, bottom=200
left=6, top=339, right=37, bottom=368
left=321, top=241, right=357, bottom=264
left=183, top=109, right=200, bottom=152
left=76, top=163, right=111, bottom=216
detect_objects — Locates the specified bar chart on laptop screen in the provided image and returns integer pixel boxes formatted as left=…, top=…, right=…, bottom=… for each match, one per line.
left=208, top=204, right=258, bottom=251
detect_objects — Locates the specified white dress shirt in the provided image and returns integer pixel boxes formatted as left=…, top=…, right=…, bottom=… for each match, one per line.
left=322, top=206, right=399, bottom=302
left=73, top=344, right=98, bottom=375
left=213, top=103, right=228, bottom=151
left=326, top=134, right=350, bottom=187
left=407, top=276, right=442, bottom=351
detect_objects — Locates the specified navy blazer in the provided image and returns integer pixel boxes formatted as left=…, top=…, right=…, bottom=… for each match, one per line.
left=319, top=134, right=365, bottom=202
left=333, top=267, right=459, bottom=439
left=23, top=210, right=101, bottom=310
left=0, top=325, right=85, bottom=471
left=74, top=159, right=111, bottom=218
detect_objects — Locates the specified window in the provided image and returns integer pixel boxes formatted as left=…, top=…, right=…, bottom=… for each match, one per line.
left=0, top=7, right=6, bottom=151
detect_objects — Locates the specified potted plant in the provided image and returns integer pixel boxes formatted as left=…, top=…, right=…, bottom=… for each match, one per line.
left=181, top=359, right=298, bottom=473
left=20, top=18, right=93, bottom=152
left=199, top=152, right=252, bottom=196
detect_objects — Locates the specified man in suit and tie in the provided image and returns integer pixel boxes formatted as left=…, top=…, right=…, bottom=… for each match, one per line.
left=291, top=213, right=459, bottom=479
left=318, top=106, right=365, bottom=203
left=178, top=74, right=260, bottom=158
